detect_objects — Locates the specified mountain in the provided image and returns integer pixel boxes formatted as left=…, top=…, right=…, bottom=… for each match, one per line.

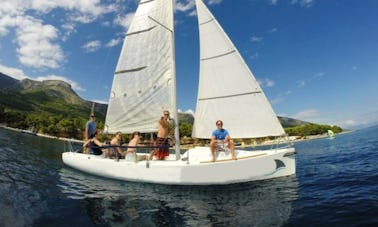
left=0, top=72, right=309, bottom=130
left=278, top=116, right=309, bottom=128
left=0, top=72, right=18, bottom=89
left=0, top=72, right=107, bottom=119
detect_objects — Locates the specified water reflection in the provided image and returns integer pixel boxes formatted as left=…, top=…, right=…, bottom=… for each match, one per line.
left=59, top=167, right=299, bottom=226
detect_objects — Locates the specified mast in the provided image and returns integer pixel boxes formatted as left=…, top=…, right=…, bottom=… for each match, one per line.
left=171, top=0, right=181, bottom=159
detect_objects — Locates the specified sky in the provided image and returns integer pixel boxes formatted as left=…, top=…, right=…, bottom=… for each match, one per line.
left=0, top=0, right=377, bottom=129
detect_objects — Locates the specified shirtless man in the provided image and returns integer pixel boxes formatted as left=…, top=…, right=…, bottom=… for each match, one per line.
left=124, top=131, right=142, bottom=163
left=105, top=131, right=123, bottom=159
left=150, top=110, right=171, bottom=160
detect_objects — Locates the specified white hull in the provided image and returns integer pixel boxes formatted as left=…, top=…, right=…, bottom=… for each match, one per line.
left=62, top=146, right=295, bottom=185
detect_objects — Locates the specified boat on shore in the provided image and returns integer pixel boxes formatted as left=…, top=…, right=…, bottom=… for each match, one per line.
left=62, top=0, right=296, bottom=185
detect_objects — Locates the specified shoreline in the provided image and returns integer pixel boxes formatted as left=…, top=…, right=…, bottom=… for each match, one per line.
left=1, top=124, right=351, bottom=149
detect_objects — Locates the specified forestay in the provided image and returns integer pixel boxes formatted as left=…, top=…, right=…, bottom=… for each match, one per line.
left=192, top=0, right=285, bottom=139
left=105, top=0, right=177, bottom=134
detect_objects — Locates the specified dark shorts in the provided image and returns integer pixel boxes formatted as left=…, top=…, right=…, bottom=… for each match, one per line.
left=155, top=137, right=169, bottom=159
left=89, top=141, right=102, bottom=155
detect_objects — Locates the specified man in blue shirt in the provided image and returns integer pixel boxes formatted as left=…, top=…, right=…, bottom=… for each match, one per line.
left=210, top=120, right=236, bottom=162
left=85, top=114, right=97, bottom=141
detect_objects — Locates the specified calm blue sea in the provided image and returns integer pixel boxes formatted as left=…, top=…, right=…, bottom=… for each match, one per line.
left=0, top=126, right=377, bottom=226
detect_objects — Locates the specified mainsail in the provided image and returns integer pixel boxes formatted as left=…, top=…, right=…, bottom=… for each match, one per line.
left=105, top=0, right=177, bottom=134
left=192, top=0, right=285, bottom=139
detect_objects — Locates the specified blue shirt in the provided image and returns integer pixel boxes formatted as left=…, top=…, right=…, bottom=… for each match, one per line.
left=212, top=129, right=229, bottom=141
left=86, top=120, right=97, bottom=138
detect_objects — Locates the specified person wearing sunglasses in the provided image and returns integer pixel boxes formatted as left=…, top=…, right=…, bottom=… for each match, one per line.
left=210, top=120, right=236, bottom=162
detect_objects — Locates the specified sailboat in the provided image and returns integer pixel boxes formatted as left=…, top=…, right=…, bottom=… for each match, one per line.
left=327, top=129, right=335, bottom=139
left=62, top=0, right=296, bottom=185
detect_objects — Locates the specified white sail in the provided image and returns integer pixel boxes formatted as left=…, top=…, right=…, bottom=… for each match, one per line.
left=105, top=0, right=177, bottom=134
left=192, top=0, right=285, bottom=139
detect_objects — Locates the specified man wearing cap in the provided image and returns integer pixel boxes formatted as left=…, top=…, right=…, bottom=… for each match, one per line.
left=85, top=114, right=97, bottom=141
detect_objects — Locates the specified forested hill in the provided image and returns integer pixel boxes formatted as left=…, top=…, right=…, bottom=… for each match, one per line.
left=0, top=72, right=106, bottom=138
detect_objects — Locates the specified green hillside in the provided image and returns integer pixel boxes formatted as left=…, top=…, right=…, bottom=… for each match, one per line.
left=0, top=72, right=342, bottom=139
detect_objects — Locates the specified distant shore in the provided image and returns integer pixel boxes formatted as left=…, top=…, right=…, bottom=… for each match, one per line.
left=1, top=124, right=350, bottom=149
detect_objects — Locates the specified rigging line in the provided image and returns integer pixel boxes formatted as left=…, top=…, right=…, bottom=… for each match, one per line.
left=201, top=50, right=236, bottom=61
left=115, top=66, right=147, bottom=75
left=198, top=91, right=262, bottom=101
left=148, top=16, right=172, bottom=33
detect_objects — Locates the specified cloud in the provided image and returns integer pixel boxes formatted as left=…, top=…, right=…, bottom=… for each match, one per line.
left=176, top=0, right=196, bottom=12
left=82, top=40, right=102, bottom=52
left=114, top=12, right=135, bottom=31
left=270, top=0, right=315, bottom=8
left=250, top=36, right=263, bottom=42
left=105, top=38, right=122, bottom=48
left=293, top=109, right=319, bottom=120
left=175, top=0, right=223, bottom=16
left=178, top=109, right=195, bottom=116
left=16, top=19, right=65, bottom=69
left=271, top=96, right=284, bottom=105
left=249, top=52, right=259, bottom=59
left=258, top=78, right=275, bottom=88
left=270, top=0, right=279, bottom=6
left=290, top=0, right=315, bottom=8
left=269, top=28, right=278, bottom=33
left=0, top=64, right=28, bottom=80
left=296, top=72, right=325, bottom=87
left=0, top=0, right=119, bottom=70
left=336, top=110, right=378, bottom=129
left=207, top=0, right=223, bottom=5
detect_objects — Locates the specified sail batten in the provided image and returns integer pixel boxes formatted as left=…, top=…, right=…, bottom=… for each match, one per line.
left=201, top=50, right=235, bottom=61
left=115, top=66, right=147, bottom=74
left=193, top=0, right=285, bottom=139
left=198, top=91, right=262, bottom=101
left=126, top=26, right=156, bottom=36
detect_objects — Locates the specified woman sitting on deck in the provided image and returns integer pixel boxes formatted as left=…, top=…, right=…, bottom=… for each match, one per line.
left=83, top=130, right=104, bottom=155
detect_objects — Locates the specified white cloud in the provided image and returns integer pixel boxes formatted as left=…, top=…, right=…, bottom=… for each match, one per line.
left=258, top=78, right=275, bottom=87
left=296, top=80, right=306, bottom=87
left=249, top=52, right=259, bottom=59
left=290, top=0, right=315, bottom=8
left=250, top=36, right=263, bottom=42
left=270, top=0, right=279, bottom=6
left=0, top=0, right=119, bottom=70
left=336, top=110, right=378, bottom=129
left=271, top=96, right=284, bottom=105
left=16, top=18, right=65, bottom=69
left=114, top=12, right=135, bottom=31
left=0, top=64, right=28, bottom=80
left=207, top=0, right=223, bottom=5
left=293, top=109, right=319, bottom=120
left=82, top=40, right=101, bottom=52
left=270, top=28, right=278, bottom=33
left=176, top=0, right=196, bottom=13
left=178, top=109, right=195, bottom=116
left=105, top=38, right=122, bottom=48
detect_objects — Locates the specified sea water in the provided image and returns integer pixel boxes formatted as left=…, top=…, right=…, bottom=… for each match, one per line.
left=0, top=126, right=377, bottom=226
